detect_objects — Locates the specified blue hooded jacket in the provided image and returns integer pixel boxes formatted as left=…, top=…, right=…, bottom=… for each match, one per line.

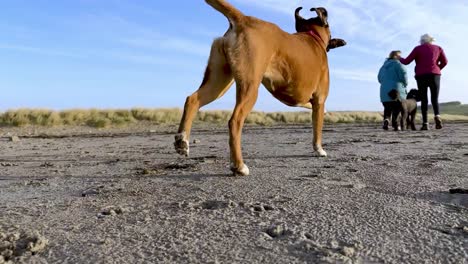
left=378, top=59, right=408, bottom=103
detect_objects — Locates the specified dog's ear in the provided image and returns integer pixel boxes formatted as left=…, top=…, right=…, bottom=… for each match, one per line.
left=327, top=38, right=347, bottom=52
left=413, top=89, right=422, bottom=102
left=408, top=89, right=422, bottom=102
left=295, top=7, right=308, bottom=32
left=295, top=6, right=330, bottom=32
left=311, top=7, right=329, bottom=27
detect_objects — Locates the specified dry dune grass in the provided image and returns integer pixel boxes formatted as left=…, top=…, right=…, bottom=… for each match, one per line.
left=0, top=108, right=467, bottom=128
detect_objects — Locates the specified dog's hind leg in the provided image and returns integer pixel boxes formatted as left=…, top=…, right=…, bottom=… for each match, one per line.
left=229, top=78, right=261, bottom=176
left=391, top=103, right=401, bottom=131
left=401, top=102, right=408, bottom=131
left=406, top=107, right=414, bottom=130
left=311, top=96, right=327, bottom=157
left=406, top=115, right=411, bottom=130
left=410, top=109, right=417, bottom=130
left=175, top=38, right=234, bottom=156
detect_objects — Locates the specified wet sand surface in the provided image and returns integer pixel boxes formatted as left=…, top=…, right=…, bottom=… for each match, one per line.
left=1, top=123, right=467, bottom=263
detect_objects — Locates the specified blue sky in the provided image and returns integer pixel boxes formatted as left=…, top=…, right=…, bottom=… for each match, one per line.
left=1, top=0, right=467, bottom=111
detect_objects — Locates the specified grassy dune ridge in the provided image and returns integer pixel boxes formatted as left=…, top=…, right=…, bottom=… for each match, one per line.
left=1, top=108, right=467, bottom=128
left=420, top=101, right=468, bottom=116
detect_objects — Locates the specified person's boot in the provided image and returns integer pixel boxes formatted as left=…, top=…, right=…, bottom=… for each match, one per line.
left=434, top=115, right=443, bottom=129
left=382, top=119, right=389, bottom=130
left=421, top=123, right=429, bottom=131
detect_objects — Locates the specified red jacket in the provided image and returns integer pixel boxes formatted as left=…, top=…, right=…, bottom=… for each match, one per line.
left=400, top=43, right=448, bottom=76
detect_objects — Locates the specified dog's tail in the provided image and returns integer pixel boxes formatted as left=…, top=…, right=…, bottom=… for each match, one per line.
left=205, top=0, right=244, bottom=25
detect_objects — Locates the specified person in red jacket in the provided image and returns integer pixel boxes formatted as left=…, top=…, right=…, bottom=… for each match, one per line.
left=399, top=34, right=448, bottom=130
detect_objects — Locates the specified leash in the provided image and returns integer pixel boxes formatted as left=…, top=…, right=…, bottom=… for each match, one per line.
left=306, top=29, right=327, bottom=51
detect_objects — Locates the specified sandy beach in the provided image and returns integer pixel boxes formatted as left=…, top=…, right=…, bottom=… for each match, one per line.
left=1, top=123, right=467, bottom=263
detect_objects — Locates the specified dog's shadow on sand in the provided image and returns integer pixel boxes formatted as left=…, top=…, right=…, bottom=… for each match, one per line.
left=248, top=154, right=313, bottom=160
left=416, top=191, right=468, bottom=209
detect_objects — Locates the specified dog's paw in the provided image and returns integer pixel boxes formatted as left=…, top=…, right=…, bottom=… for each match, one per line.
left=230, top=163, right=250, bottom=176
left=174, top=133, right=190, bottom=157
left=314, top=147, right=328, bottom=157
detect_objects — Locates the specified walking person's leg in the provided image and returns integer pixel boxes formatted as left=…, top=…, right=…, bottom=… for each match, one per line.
left=382, top=102, right=392, bottom=130
left=416, top=75, right=429, bottom=130
left=430, top=75, right=443, bottom=129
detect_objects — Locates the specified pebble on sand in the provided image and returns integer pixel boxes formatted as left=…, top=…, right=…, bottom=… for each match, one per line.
left=9, top=136, right=20, bottom=142
left=0, top=163, right=17, bottom=167
left=27, top=234, right=49, bottom=253
left=98, top=206, right=128, bottom=218
left=81, top=186, right=105, bottom=197
left=342, top=246, right=355, bottom=257
left=265, top=223, right=289, bottom=238
left=200, top=200, right=237, bottom=210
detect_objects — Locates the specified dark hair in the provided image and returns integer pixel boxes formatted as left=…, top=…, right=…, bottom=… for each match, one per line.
left=388, top=50, right=401, bottom=59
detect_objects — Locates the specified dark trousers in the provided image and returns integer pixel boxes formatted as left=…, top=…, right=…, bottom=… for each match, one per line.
left=382, top=101, right=401, bottom=128
left=416, top=74, right=441, bottom=123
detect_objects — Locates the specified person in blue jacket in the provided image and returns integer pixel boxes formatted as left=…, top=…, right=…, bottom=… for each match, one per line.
left=378, top=50, right=408, bottom=130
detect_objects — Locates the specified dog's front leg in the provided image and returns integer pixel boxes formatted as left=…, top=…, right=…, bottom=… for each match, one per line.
left=401, top=101, right=408, bottom=131
left=312, top=99, right=327, bottom=157
left=400, top=113, right=406, bottom=131
left=229, top=82, right=259, bottom=176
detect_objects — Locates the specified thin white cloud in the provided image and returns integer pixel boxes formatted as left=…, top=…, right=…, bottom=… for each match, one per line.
left=0, top=42, right=201, bottom=69
left=331, top=68, right=376, bottom=83
left=121, top=36, right=210, bottom=57
left=109, top=53, right=199, bottom=68
left=0, top=13, right=212, bottom=69
left=0, top=44, right=87, bottom=59
left=78, top=13, right=212, bottom=57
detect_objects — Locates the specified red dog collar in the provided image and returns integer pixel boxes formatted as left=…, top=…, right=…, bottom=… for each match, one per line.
left=307, top=29, right=327, bottom=51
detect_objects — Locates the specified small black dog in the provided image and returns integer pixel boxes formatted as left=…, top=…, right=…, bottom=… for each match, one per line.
left=388, top=89, right=421, bottom=130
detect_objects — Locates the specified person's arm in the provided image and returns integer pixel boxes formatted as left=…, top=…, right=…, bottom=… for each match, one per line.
left=402, top=66, right=408, bottom=88
left=399, top=47, right=417, bottom=65
left=438, top=47, right=448, bottom=70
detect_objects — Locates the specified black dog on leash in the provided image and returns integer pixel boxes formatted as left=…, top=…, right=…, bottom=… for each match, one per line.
left=388, top=89, right=421, bottom=130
